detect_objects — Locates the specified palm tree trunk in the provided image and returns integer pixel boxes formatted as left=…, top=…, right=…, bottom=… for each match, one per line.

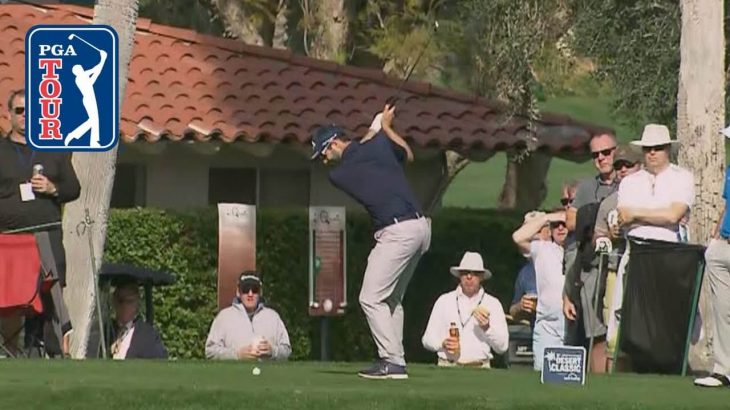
left=62, top=0, right=139, bottom=359
left=677, top=0, right=725, bottom=372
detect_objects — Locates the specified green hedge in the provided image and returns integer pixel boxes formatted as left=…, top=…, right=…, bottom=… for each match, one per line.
left=104, top=208, right=525, bottom=362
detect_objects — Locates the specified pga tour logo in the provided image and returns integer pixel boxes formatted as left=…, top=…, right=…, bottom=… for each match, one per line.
left=25, top=25, right=119, bottom=151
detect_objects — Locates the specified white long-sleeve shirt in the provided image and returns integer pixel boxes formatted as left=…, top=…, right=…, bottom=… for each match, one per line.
left=205, top=301, right=291, bottom=361
left=421, top=286, right=509, bottom=363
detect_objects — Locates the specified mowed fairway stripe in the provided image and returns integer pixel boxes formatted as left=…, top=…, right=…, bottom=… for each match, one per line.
left=0, top=361, right=727, bottom=409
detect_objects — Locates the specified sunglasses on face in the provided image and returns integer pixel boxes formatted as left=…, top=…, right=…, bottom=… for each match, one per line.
left=591, top=147, right=616, bottom=159
left=550, top=221, right=567, bottom=229
left=642, top=145, right=669, bottom=153
left=240, top=285, right=261, bottom=294
left=613, top=160, right=636, bottom=170
left=13, top=106, right=24, bottom=115
left=459, top=271, right=482, bottom=277
left=560, top=197, right=574, bottom=206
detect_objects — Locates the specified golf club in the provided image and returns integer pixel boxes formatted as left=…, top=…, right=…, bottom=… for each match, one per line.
left=386, top=20, right=439, bottom=107
left=68, top=33, right=103, bottom=54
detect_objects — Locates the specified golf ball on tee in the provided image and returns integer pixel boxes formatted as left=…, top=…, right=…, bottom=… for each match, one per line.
left=252, top=366, right=261, bottom=376
left=323, top=299, right=333, bottom=312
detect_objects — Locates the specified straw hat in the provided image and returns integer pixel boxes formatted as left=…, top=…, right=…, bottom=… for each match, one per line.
left=449, top=252, right=492, bottom=280
left=630, top=124, right=679, bottom=147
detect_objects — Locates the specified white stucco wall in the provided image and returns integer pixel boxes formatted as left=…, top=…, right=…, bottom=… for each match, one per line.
left=116, top=142, right=445, bottom=212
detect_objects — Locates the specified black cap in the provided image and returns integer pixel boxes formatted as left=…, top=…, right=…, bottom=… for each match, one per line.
left=310, top=125, right=345, bottom=160
left=238, top=270, right=262, bottom=289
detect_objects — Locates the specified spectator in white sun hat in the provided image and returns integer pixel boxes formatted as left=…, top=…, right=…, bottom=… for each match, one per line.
left=605, top=124, right=695, bottom=361
left=421, top=251, right=509, bottom=369
left=694, top=126, right=730, bottom=388
left=617, top=123, right=694, bottom=243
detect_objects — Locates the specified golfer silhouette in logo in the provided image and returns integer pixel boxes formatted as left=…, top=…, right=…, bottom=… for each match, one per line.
left=64, top=34, right=107, bottom=148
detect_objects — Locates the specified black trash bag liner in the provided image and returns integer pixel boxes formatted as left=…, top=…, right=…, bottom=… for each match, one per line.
left=619, top=237, right=705, bottom=374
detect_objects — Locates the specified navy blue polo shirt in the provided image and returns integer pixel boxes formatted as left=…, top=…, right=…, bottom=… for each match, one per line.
left=328, top=131, right=422, bottom=230
left=721, top=166, right=730, bottom=239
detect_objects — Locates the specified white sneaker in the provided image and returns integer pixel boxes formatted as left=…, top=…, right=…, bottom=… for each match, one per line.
left=694, top=373, right=730, bottom=388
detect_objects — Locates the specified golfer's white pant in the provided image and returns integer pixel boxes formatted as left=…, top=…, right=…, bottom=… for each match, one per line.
left=606, top=243, right=631, bottom=349
left=532, top=317, right=565, bottom=371
left=359, top=217, right=431, bottom=366
left=705, top=239, right=730, bottom=375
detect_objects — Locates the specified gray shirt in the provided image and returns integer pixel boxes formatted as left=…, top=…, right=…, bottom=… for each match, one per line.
left=205, top=302, right=291, bottom=360
left=573, top=175, right=617, bottom=210
left=594, top=191, right=618, bottom=239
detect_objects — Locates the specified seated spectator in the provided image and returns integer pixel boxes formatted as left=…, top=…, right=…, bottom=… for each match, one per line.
left=509, top=261, right=537, bottom=323
left=206, top=272, right=291, bottom=361
left=421, top=252, right=508, bottom=368
left=513, top=210, right=568, bottom=371
left=109, top=282, right=167, bottom=360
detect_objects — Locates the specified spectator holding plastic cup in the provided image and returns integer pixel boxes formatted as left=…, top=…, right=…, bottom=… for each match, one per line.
left=205, top=272, right=291, bottom=361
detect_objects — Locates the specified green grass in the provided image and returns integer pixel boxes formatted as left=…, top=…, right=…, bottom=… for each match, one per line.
left=0, top=361, right=726, bottom=409
left=443, top=95, right=639, bottom=209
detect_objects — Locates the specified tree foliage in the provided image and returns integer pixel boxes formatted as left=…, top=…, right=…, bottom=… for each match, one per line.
left=570, top=0, right=682, bottom=128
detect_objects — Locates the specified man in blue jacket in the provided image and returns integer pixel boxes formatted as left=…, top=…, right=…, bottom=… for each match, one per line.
left=694, top=129, right=730, bottom=388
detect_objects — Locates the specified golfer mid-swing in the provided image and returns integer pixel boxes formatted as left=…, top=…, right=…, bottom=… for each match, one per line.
left=311, top=104, right=431, bottom=379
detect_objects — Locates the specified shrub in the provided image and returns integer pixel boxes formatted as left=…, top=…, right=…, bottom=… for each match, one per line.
left=105, top=207, right=525, bottom=361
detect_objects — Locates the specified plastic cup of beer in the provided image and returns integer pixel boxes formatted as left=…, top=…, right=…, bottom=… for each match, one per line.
left=525, top=292, right=538, bottom=310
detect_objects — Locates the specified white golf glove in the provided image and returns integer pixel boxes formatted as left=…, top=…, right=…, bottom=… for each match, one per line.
left=607, top=209, right=619, bottom=228
left=595, top=237, right=613, bottom=254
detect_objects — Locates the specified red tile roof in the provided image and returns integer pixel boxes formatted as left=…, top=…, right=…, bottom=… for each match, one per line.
left=0, top=4, right=612, bottom=158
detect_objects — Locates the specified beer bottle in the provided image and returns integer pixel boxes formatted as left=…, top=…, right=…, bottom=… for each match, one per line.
left=449, top=322, right=460, bottom=358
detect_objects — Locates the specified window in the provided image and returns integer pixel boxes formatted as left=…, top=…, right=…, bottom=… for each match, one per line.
left=110, top=163, right=146, bottom=208
left=208, top=168, right=257, bottom=205
left=258, top=168, right=310, bottom=207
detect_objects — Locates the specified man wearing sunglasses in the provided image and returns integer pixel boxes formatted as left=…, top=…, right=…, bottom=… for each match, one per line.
left=617, top=124, right=693, bottom=243
left=562, top=133, right=619, bottom=372
left=590, top=145, right=642, bottom=368
left=310, top=105, right=431, bottom=379
left=513, top=210, right=569, bottom=370
left=0, top=90, right=80, bottom=357
left=567, top=133, right=619, bottom=233
left=604, top=124, right=694, bottom=363
left=205, top=272, right=291, bottom=361
left=421, top=252, right=508, bottom=369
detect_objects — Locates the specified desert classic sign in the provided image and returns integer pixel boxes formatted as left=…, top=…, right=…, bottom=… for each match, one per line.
left=541, top=346, right=587, bottom=385
left=25, top=25, right=119, bottom=151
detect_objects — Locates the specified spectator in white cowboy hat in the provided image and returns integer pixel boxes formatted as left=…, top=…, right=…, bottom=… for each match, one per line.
left=605, top=124, right=695, bottom=361
left=513, top=210, right=569, bottom=370
left=694, top=127, right=730, bottom=388
left=617, top=124, right=694, bottom=242
left=421, top=252, right=508, bottom=369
